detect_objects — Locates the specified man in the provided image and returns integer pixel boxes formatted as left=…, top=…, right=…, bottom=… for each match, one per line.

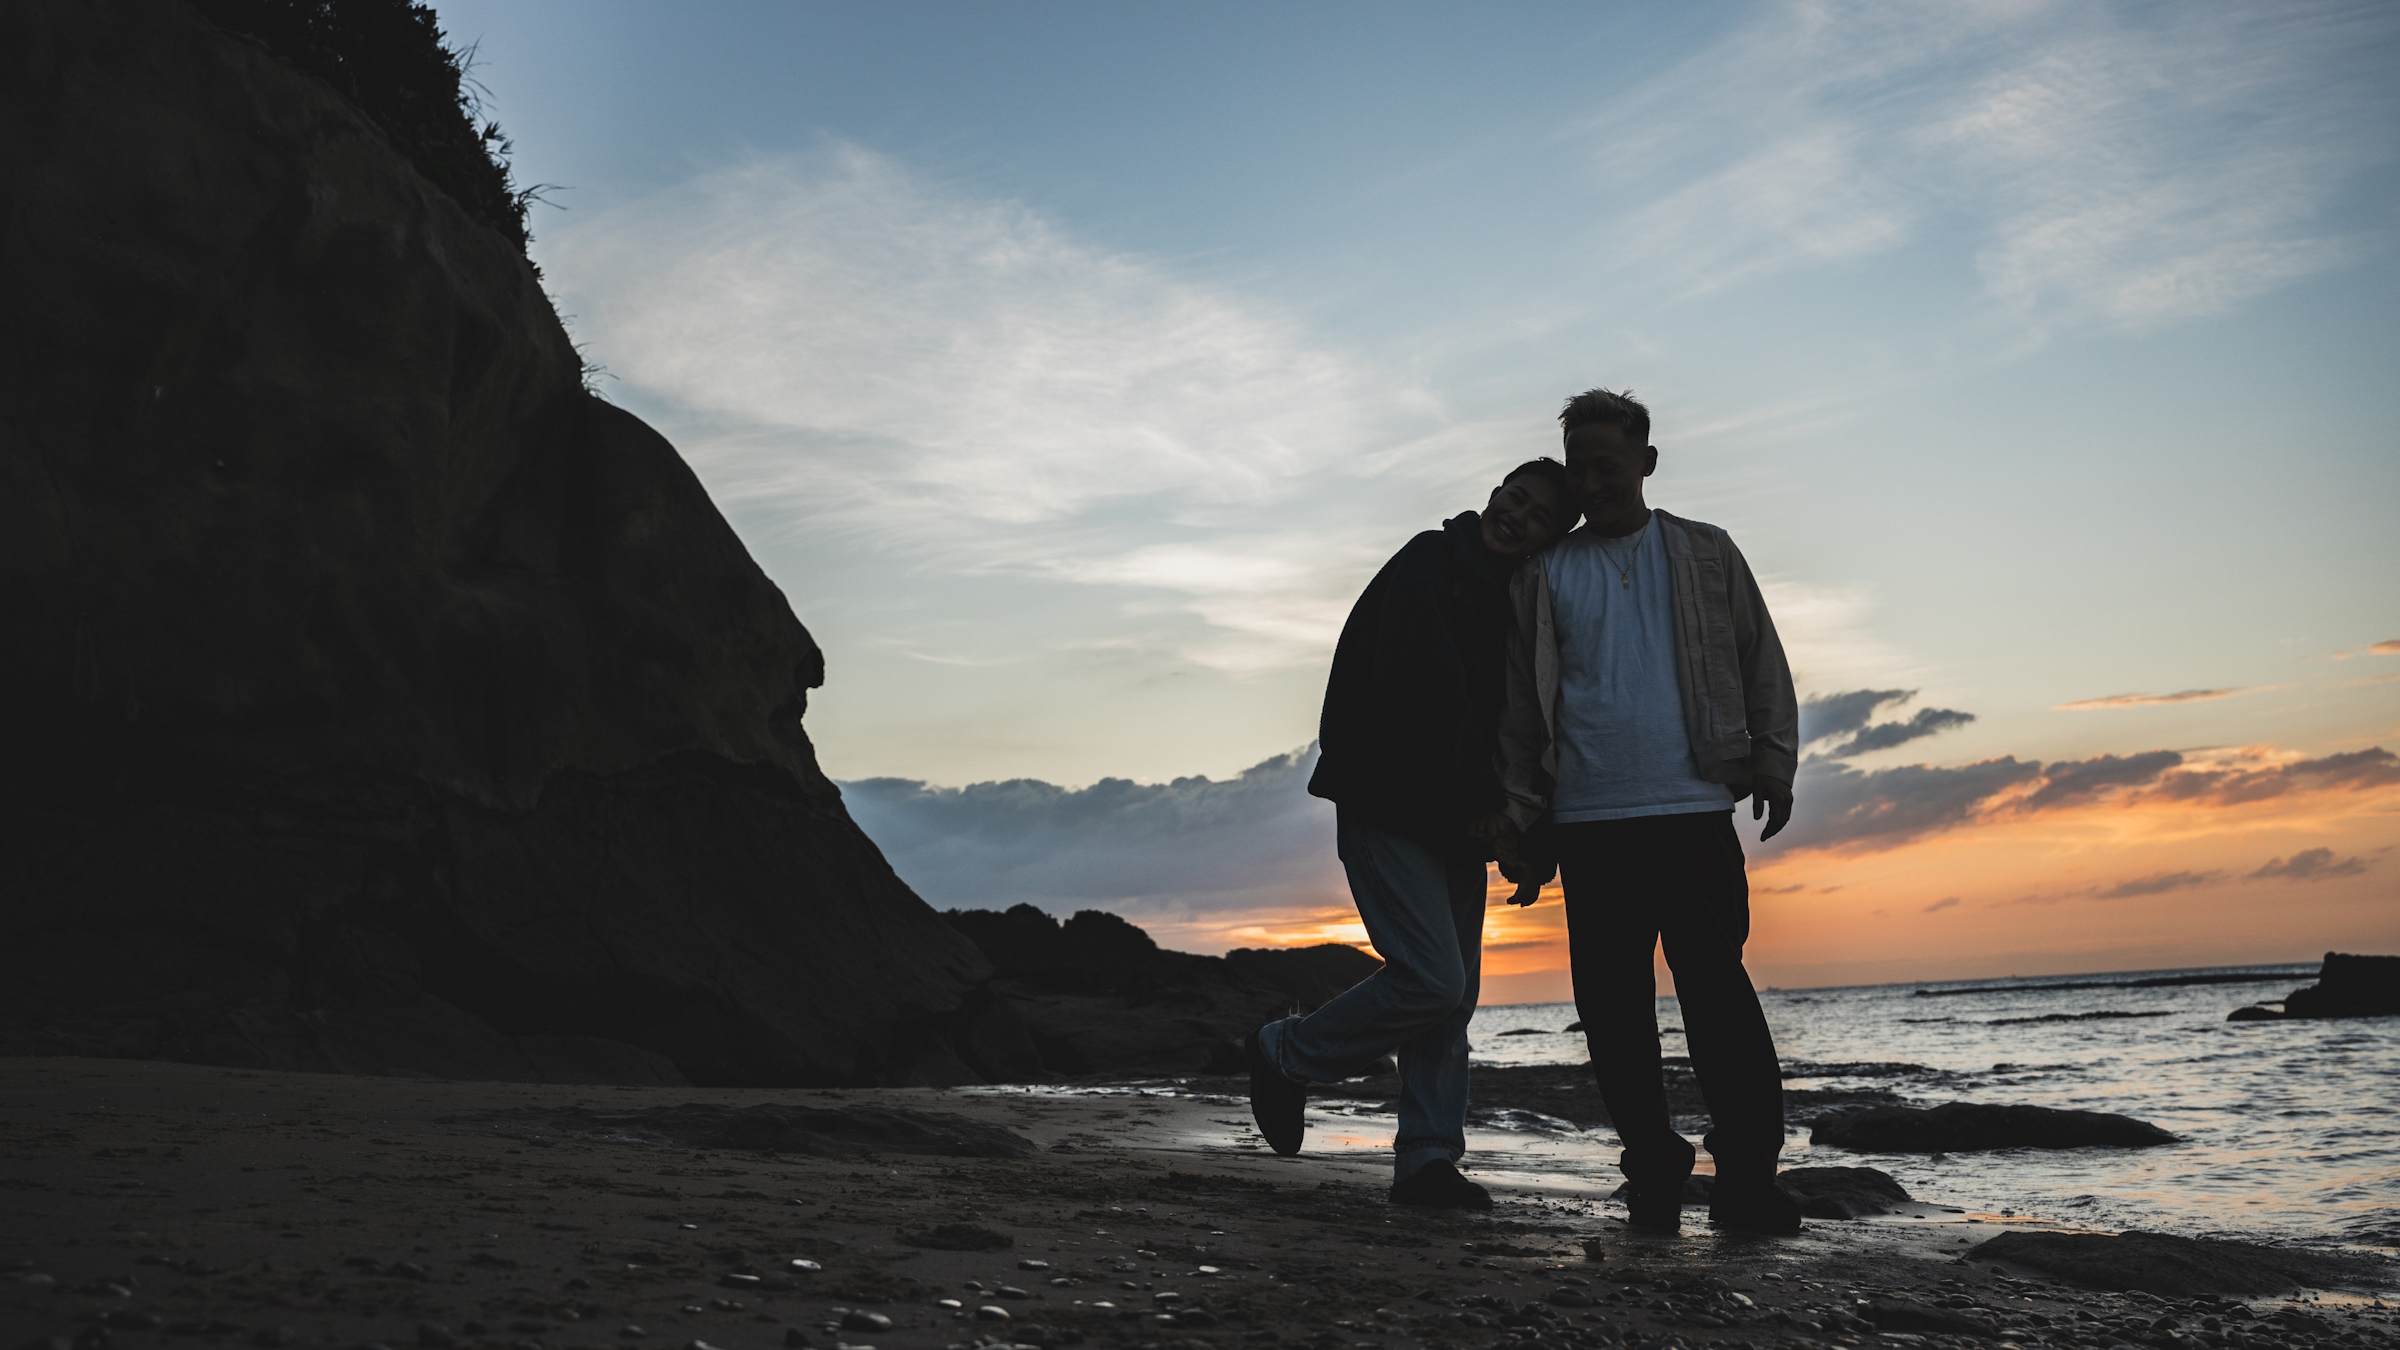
left=1495, top=388, right=1803, bottom=1235
left=1247, top=459, right=1574, bottom=1210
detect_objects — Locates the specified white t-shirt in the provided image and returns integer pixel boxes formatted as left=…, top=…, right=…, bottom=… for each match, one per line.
left=1545, top=518, right=1736, bottom=822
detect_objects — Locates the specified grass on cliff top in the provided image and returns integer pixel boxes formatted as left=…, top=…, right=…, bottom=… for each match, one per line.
left=188, top=0, right=544, bottom=257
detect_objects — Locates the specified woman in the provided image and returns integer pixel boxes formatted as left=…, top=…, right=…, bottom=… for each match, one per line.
left=1245, top=458, right=1574, bottom=1210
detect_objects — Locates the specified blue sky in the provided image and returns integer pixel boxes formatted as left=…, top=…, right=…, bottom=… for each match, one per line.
left=430, top=0, right=2399, bottom=980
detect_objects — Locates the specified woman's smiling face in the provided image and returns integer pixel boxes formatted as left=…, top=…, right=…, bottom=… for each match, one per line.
left=1481, top=472, right=1570, bottom=558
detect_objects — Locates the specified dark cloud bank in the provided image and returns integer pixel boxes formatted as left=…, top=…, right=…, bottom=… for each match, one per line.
left=845, top=696, right=2398, bottom=925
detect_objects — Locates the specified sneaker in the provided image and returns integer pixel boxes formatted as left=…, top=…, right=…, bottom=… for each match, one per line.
left=1389, top=1158, right=1492, bottom=1210
left=1245, top=1026, right=1307, bottom=1156
left=1620, top=1181, right=1683, bottom=1233
left=1708, top=1179, right=1803, bottom=1235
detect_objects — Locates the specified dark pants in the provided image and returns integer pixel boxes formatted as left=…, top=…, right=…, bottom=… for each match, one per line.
left=1558, top=809, right=1785, bottom=1193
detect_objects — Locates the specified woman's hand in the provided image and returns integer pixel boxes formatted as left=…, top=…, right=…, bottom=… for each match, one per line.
left=1467, top=813, right=1521, bottom=868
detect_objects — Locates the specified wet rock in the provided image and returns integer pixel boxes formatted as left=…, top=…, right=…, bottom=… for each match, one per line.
left=1975, top=1230, right=2397, bottom=1298
left=837, top=1313, right=891, bottom=1334
left=780, top=1332, right=809, bottom=1349
left=1774, top=1165, right=1912, bottom=1218
left=1545, top=1288, right=1591, bottom=1308
left=1811, top=1102, right=2176, bottom=1151
left=1016, top=1260, right=1050, bottom=1271
left=718, top=1274, right=761, bottom=1289
left=973, top=1307, right=1010, bottom=1323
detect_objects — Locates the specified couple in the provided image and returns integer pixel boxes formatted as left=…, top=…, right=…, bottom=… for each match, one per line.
left=1245, top=387, right=1803, bottom=1236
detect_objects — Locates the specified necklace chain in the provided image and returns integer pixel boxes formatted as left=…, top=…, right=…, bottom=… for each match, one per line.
left=1597, top=516, right=1650, bottom=589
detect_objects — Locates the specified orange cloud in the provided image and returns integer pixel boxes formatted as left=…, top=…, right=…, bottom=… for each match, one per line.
left=2371, top=639, right=2400, bottom=655
left=2056, top=686, right=2271, bottom=709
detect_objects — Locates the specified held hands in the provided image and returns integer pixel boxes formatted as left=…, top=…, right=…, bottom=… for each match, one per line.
left=1471, top=813, right=1547, bottom=906
left=1467, top=813, right=1520, bottom=868
left=1752, top=774, right=1793, bottom=841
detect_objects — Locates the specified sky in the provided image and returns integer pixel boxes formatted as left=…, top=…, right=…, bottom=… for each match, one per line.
left=431, top=0, right=2400, bottom=999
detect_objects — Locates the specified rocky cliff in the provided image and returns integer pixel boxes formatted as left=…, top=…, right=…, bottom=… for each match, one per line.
left=0, top=0, right=1043, bottom=1086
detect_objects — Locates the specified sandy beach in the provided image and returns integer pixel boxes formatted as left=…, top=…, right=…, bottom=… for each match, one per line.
left=4, top=1059, right=2391, bottom=1350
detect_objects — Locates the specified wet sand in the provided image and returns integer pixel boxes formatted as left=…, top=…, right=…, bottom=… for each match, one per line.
left=2, top=1059, right=2390, bottom=1350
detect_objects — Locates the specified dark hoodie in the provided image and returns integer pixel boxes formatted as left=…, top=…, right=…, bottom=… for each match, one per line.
left=1306, top=511, right=1515, bottom=843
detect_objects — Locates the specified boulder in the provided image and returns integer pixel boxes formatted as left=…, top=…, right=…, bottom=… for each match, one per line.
left=944, top=905, right=1380, bottom=1075
left=0, top=0, right=1038, bottom=1086
left=2229, top=952, right=2400, bottom=1021
left=1811, top=1102, right=2176, bottom=1151
left=1975, top=1230, right=2396, bottom=1298
left=1775, top=1165, right=1913, bottom=1218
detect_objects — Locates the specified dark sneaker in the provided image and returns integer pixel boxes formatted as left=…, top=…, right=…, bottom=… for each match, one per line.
left=1389, top=1159, right=1492, bottom=1210
left=1245, top=1027, right=1307, bottom=1156
left=1620, top=1181, right=1683, bottom=1233
left=1708, top=1179, right=1803, bottom=1235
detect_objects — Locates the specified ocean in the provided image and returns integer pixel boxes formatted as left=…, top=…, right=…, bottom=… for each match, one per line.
left=1429, top=963, right=2399, bottom=1252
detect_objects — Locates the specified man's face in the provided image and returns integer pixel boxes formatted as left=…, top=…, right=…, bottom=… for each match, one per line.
left=1563, top=422, right=1657, bottom=529
left=1480, top=473, right=1570, bottom=558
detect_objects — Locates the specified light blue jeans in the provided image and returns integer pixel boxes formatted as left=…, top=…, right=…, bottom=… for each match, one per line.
left=1258, top=808, right=1487, bottom=1182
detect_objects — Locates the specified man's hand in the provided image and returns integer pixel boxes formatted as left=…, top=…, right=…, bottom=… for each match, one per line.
left=1751, top=775, right=1793, bottom=841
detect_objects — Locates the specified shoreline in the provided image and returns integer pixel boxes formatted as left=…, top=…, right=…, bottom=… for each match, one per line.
left=3, top=1059, right=2392, bottom=1350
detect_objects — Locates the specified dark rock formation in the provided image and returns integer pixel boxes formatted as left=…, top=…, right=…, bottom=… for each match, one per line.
left=1776, top=1165, right=1913, bottom=1218
left=453, top=1102, right=1034, bottom=1158
left=1811, top=1102, right=2176, bottom=1151
left=0, top=0, right=1038, bottom=1086
left=1976, top=1230, right=2395, bottom=1298
left=2229, top=952, right=2400, bottom=1021
left=943, top=905, right=1380, bottom=1076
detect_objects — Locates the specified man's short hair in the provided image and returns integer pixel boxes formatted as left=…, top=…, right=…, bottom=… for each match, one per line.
left=1559, top=387, right=1650, bottom=448
left=1502, top=457, right=1570, bottom=502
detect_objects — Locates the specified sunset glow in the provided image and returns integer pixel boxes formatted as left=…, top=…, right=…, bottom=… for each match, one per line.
left=439, top=0, right=2400, bottom=993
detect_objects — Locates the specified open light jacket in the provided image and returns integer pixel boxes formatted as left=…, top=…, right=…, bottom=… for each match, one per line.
left=1497, top=508, right=1799, bottom=831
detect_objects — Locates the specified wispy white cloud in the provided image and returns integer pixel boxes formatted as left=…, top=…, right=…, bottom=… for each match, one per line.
left=1572, top=0, right=2396, bottom=341
left=552, top=146, right=1385, bottom=532
left=545, top=145, right=1464, bottom=674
